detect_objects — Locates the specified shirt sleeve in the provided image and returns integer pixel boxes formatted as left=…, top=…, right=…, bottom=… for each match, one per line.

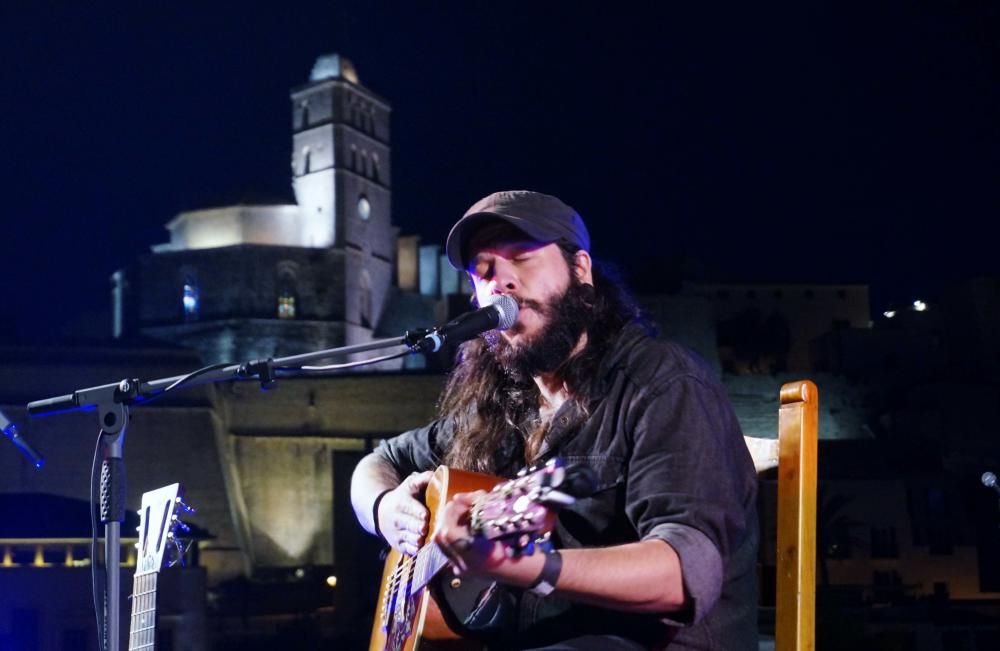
left=373, top=418, right=452, bottom=477
left=624, top=374, right=756, bottom=626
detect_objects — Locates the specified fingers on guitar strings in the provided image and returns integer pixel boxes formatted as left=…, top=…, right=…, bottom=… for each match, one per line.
left=434, top=525, right=479, bottom=573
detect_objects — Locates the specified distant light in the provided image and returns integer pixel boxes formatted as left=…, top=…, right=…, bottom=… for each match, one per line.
left=326, top=575, right=338, bottom=588
left=883, top=310, right=896, bottom=319
left=183, top=283, right=199, bottom=317
left=913, top=300, right=927, bottom=312
left=294, top=567, right=306, bottom=579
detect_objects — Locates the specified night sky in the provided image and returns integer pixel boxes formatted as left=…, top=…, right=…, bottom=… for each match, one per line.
left=2, top=2, right=997, bottom=344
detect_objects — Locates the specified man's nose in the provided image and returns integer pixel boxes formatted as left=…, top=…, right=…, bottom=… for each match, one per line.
left=492, top=258, right=519, bottom=291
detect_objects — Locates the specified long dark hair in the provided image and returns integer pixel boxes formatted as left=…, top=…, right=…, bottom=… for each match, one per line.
left=439, top=245, right=642, bottom=473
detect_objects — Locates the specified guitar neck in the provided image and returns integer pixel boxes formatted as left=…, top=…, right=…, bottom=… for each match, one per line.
left=128, top=572, right=159, bottom=651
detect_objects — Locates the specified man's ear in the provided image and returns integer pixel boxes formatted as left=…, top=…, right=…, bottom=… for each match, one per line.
left=573, top=249, right=594, bottom=284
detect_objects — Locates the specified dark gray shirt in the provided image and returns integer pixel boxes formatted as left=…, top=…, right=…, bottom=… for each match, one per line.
left=375, top=323, right=759, bottom=650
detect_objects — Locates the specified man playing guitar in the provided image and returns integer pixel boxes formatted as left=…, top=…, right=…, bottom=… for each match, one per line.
left=352, top=191, right=759, bottom=650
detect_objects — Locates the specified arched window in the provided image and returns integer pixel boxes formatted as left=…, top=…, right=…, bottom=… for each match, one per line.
left=299, top=100, right=310, bottom=129
left=182, top=279, right=199, bottom=321
left=350, top=145, right=358, bottom=172
left=302, top=146, right=311, bottom=175
left=278, top=291, right=296, bottom=319
left=276, top=266, right=298, bottom=320
left=359, top=269, right=372, bottom=329
left=371, top=154, right=381, bottom=183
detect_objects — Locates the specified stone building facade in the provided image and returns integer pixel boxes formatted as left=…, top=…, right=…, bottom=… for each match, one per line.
left=113, top=54, right=403, bottom=365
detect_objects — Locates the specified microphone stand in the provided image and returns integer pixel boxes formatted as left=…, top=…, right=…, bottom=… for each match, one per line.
left=26, top=331, right=430, bottom=651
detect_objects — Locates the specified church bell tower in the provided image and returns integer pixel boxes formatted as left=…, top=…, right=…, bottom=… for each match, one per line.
left=290, top=54, right=394, bottom=342
left=118, top=54, right=400, bottom=364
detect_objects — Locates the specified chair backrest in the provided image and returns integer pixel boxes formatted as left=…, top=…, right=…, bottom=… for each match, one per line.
left=744, top=380, right=819, bottom=651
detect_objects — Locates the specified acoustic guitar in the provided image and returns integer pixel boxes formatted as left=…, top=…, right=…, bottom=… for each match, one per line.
left=128, top=483, right=194, bottom=651
left=368, top=458, right=581, bottom=651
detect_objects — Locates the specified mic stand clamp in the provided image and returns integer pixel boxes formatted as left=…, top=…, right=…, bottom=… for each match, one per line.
left=237, top=359, right=277, bottom=390
left=403, top=328, right=434, bottom=353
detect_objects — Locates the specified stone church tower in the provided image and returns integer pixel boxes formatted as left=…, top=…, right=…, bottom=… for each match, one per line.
left=290, top=54, right=395, bottom=343
left=114, top=55, right=400, bottom=364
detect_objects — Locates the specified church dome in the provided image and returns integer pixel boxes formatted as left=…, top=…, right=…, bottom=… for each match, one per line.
left=309, top=53, right=359, bottom=84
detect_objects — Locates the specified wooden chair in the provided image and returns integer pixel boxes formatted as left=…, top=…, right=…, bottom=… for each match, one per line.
left=744, top=380, right=819, bottom=651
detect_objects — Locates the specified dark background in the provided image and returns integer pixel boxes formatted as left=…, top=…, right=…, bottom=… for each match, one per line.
left=1, top=1, right=997, bottom=343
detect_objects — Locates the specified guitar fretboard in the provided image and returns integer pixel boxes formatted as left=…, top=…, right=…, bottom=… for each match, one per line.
left=413, top=541, right=449, bottom=593
left=128, top=573, right=159, bottom=651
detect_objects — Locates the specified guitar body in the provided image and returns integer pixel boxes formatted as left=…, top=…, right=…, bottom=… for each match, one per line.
left=368, top=466, right=500, bottom=651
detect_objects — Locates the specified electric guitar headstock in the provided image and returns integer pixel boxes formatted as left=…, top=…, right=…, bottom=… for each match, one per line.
left=470, top=457, right=594, bottom=556
left=135, top=483, right=194, bottom=576
left=130, top=483, right=195, bottom=650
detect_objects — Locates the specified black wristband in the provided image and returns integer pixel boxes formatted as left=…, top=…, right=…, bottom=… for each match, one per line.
left=372, top=489, right=391, bottom=540
left=528, top=550, right=562, bottom=596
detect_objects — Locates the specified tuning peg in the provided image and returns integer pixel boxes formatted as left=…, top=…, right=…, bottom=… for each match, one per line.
left=175, top=498, right=196, bottom=514
left=167, top=536, right=189, bottom=568
left=172, top=515, right=191, bottom=533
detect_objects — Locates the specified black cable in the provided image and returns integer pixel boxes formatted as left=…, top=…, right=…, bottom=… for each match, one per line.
left=90, top=429, right=104, bottom=651
left=142, top=347, right=412, bottom=400
left=277, top=349, right=413, bottom=375
left=138, top=360, right=234, bottom=405
left=162, top=361, right=233, bottom=393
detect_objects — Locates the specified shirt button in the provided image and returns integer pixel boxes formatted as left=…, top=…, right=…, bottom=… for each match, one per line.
left=558, top=416, right=569, bottom=426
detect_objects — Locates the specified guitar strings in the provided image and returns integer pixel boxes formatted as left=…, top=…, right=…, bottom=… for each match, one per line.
left=385, top=549, right=420, bottom=594
left=382, top=490, right=514, bottom=601
left=383, top=490, right=497, bottom=593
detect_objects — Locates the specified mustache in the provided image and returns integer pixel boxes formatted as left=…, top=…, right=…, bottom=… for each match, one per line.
left=511, top=295, right=546, bottom=313
left=478, top=294, right=548, bottom=316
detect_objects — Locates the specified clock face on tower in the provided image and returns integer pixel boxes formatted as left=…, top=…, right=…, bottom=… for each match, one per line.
left=357, top=195, right=371, bottom=221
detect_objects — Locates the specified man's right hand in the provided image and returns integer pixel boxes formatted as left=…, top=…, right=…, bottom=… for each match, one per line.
left=377, top=470, right=433, bottom=556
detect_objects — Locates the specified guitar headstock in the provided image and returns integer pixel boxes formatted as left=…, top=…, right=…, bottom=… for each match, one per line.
left=470, top=458, right=582, bottom=556
left=134, top=483, right=194, bottom=576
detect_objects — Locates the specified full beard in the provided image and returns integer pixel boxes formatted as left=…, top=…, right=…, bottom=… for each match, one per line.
left=483, top=278, right=596, bottom=382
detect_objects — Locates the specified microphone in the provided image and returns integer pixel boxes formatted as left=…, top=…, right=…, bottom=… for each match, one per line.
left=1, top=409, right=45, bottom=469
left=983, top=472, right=1000, bottom=496
left=418, top=294, right=519, bottom=353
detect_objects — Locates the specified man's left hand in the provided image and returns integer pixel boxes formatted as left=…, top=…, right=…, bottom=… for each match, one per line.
left=434, top=490, right=508, bottom=576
